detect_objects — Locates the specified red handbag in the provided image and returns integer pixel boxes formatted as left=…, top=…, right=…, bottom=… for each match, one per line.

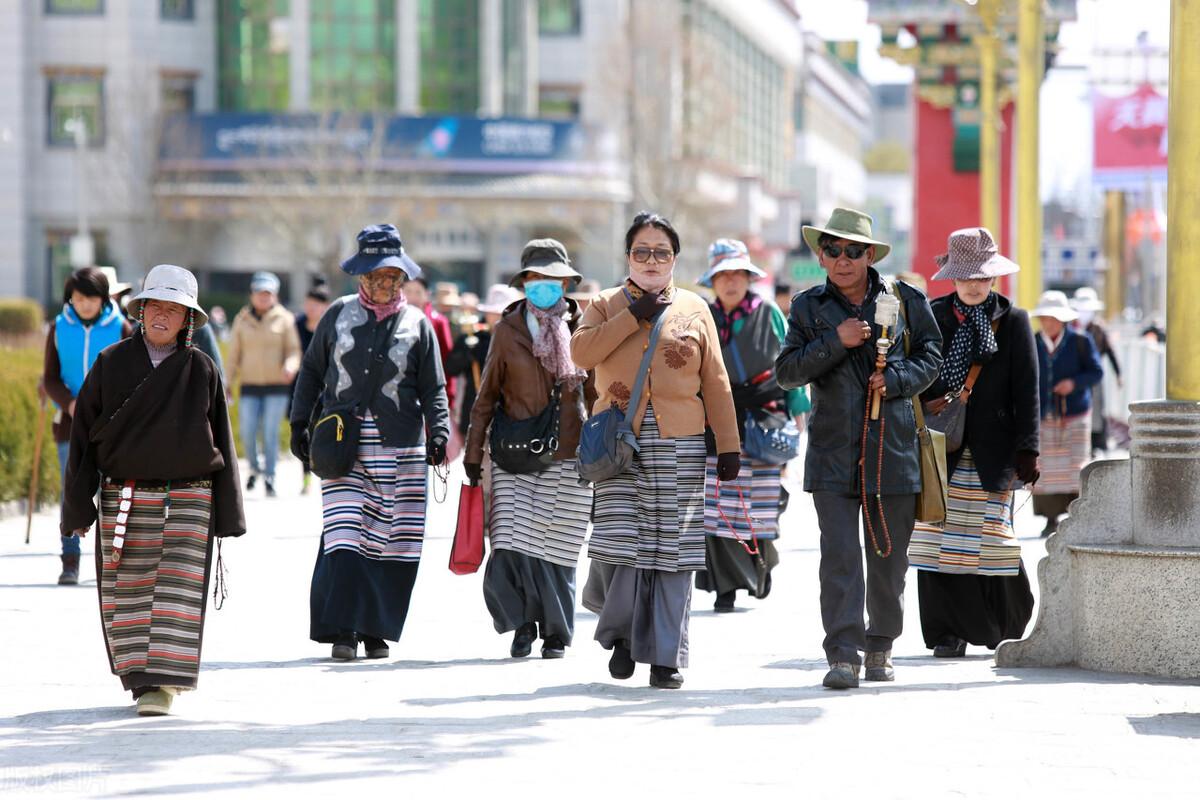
left=449, top=482, right=485, bottom=575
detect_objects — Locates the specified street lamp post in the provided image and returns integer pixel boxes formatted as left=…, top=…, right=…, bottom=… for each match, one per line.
left=1016, top=0, right=1044, bottom=310
left=64, top=114, right=93, bottom=269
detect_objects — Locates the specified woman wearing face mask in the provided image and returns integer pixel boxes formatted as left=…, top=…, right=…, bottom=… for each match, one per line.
left=571, top=212, right=740, bottom=689
left=290, top=224, right=450, bottom=662
left=43, top=267, right=134, bottom=585
left=907, top=228, right=1041, bottom=658
left=463, top=239, right=595, bottom=659
left=696, top=239, right=811, bottom=613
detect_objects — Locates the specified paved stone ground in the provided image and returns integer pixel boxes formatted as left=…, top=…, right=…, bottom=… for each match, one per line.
left=1, top=453, right=1196, bottom=798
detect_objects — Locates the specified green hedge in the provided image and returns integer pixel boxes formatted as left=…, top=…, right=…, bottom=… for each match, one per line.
left=0, top=345, right=62, bottom=508
left=0, top=298, right=45, bottom=335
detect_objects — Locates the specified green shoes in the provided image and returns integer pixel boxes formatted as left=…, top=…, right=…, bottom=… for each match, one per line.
left=136, top=687, right=178, bottom=716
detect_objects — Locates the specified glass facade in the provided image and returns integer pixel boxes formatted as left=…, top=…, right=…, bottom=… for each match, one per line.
left=310, top=0, right=396, bottom=111
left=47, top=73, right=105, bottom=147
left=161, top=74, right=196, bottom=113
left=418, top=0, right=479, bottom=113
left=217, top=0, right=291, bottom=111
left=501, top=0, right=528, bottom=114
left=683, top=1, right=788, bottom=189
left=161, top=0, right=193, bottom=19
left=538, top=0, right=579, bottom=35
left=45, top=0, right=104, bottom=14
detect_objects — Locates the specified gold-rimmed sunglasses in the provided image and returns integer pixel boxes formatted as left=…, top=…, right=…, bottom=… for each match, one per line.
left=628, top=246, right=676, bottom=265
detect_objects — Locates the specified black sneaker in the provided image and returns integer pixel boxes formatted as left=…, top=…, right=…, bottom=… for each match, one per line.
left=361, top=636, right=390, bottom=659
left=1041, top=517, right=1059, bottom=538
left=331, top=635, right=357, bottom=661
left=510, top=623, right=536, bottom=658
left=264, top=479, right=277, bottom=498
left=933, top=637, right=967, bottom=658
left=541, top=635, right=566, bottom=659
left=246, top=474, right=257, bottom=491
left=608, top=640, right=635, bottom=679
left=714, top=591, right=736, bottom=613
left=649, top=665, right=684, bottom=689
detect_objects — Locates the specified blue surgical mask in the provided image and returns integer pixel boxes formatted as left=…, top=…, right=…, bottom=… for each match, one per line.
left=524, top=279, right=565, bottom=310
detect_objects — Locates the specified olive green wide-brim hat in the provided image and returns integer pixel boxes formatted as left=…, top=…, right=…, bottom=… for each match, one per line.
left=801, top=207, right=891, bottom=264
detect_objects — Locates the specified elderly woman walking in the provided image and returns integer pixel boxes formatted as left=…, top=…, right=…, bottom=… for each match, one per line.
left=464, top=239, right=595, bottom=659
left=908, top=228, right=1041, bottom=658
left=1029, top=290, right=1104, bottom=537
left=290, top=224, right=450, bottom=661
left=61, top=265, right=245, bottom=716
left=572, top=212, right=740, bottom=689
left=696, top=239, right=810, bottom=613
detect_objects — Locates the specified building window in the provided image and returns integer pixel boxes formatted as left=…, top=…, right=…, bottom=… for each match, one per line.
left=310, top=0, right=396, bottom=111
left=161, top=0, right=194, bottom=19
left=46, top=230, right=110, bottom=304
left=161, top=73, right=197, bottom=113
left=46, top=0, right=104, bottom=14
left=418, top=0, right=480, bottom=113
left=217, top=0, right=291, bottom=111
left=539, top=86, right=580, bottom=119
left=47, top=72, right=105, bottom=147
left=501, top=0, right=528, bottom=114
left=538, top=0, right=579, bottom=35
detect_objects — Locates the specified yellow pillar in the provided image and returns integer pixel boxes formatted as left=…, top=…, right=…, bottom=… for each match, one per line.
left=1167, top=0, right=1200, bottom=400
left=975, top=0, right=1004, bottom=239
left=1016, top=0, right=1043, bottom=310
left=1103, top=191, right=1125, bottom=321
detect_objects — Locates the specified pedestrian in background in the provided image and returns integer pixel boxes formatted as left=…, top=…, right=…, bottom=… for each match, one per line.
left=42, top=266, right=133, bottom=585
left=697, top=239, right=810, bottom=613
left=572, top=212, right=740, bottom=690
left=1030, top=290, right=1104, bottom=537
left=290, top=224, right=450, bottom=661
left=568, top=278, right=603, bottom=314
left=1071, top=287, right=1121, bottom=456
left=776, top=208, right=942, bottom=690
left=228, top=271, right=301, bottom=498
left=465, top=240, right=594, bottom=660
left=447, top=284, right=523, bottom=441
left=908, top=228, right=1039, bottom=659
left=61, top=265, right=245, bottom=716
left=293, top=283, right=332, bottom=495
left=404, top=276, right=456, bottom=415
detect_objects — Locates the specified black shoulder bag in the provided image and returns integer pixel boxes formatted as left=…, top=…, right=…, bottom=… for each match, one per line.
left=308, top=308, right=404, bottom=480
left=489, top=382, right=563, bottom=474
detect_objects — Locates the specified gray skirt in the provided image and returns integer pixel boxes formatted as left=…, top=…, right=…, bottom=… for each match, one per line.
left=483, top=549, right=576, bottom=644
left=587, top=561, right=692, bottom=669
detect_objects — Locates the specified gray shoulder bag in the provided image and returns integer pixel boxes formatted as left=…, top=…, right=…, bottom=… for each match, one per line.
left=576, top=304, right=669, bottom=484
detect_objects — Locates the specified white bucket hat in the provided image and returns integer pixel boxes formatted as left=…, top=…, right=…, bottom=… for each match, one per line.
left=477, top=283, right=523, bottom=314
left=1031, top=290, right=1079, bottom=323
left=1071, top=286, right=1105, bottom=312
left=698, top=239, right=768, bottom=287
left=127, top=264, right=208, bottom=327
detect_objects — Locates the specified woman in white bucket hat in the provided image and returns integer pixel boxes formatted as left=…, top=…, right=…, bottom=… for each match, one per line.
left=1030, top=289, right=1104, bottom=537
left=1071, top=287, right=1122, bottom=455
left=61, top=264, right=246, bottom=717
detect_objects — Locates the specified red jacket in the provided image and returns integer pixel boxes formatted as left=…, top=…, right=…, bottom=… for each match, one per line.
left=424, top=303, right=455, bottom=412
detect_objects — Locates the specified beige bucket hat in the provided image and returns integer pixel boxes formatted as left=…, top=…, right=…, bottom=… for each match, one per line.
left=801, top=207, right=891, bottom=264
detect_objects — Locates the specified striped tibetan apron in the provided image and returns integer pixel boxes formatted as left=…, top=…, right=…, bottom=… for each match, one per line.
left=489, top=459, right=592, bottom=567
left=703, top=455, right=782, bottom=541
left=98, top=478, right=213, bottom=690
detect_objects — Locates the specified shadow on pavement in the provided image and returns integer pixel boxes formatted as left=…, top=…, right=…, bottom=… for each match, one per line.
left=1128, top=713, right=1200, bottom=739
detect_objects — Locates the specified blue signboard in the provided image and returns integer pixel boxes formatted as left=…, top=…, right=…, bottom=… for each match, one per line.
left=158, top=112, right=591, bottom=174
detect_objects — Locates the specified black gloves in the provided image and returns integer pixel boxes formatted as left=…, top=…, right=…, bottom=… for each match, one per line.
left=1015, top=450, right=1040, bottom=485
left=716, top=452, right=741, bottom=482
left=628, top=290, right=670, bottom=322
left=464, top=461, right=483, bottom=486
left=289, top=423, right=310, bottom=464
left=426, top=435, right=448, bottom=466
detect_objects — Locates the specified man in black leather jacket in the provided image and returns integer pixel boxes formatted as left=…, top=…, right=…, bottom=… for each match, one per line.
left=776, top=208, right=942, bottom=690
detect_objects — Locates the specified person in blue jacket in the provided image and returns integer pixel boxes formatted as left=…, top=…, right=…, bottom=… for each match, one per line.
left=42, top=267, right=133, bottom=584
left=1029, top=290, right=1104, bottom=537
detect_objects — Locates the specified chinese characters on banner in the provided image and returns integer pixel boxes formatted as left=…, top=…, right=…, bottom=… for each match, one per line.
left=1093, top=84, right=1168, bottom=188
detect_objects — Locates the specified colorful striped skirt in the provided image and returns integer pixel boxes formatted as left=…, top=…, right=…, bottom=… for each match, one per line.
left=97, top=479, right=213, bottom=692
left=1032, top=412, right=1091, bottom=497
left=319, top=414, right=428, bottom=563
left=703, top=455, right=782, bottom=541
left=908, top=449, right=1021, bottom=576
left=589, top=405, right=707, bottom=573
left=489, top=459, right=592, bottom=568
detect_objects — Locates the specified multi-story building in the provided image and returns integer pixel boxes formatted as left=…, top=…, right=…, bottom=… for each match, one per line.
left=4, top=0, right=807, bottom=305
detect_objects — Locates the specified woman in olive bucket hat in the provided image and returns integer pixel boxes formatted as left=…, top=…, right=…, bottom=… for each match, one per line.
left=290, top=224, right=451, bottom=661
left=907, top=227, right=1040, bottom=659
left=61, top=264, right=246, bottom=716
left=695, top=238, right=810, bottom=613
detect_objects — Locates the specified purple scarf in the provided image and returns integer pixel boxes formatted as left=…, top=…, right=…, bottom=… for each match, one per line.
left=711, top=293, right=763, bottom=345
left=358, top=283, right=407, bottom=321
left=529, top=300, right=586, bottom=390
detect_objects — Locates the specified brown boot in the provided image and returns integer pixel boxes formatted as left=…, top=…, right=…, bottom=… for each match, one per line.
left=58, top=555, right=80, bottom=586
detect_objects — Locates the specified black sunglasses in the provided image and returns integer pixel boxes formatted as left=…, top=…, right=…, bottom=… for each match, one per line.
left=822, top=243, right=870, bottom=260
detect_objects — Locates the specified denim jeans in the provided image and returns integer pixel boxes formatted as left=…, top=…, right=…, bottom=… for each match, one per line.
left=57, top=440, right=80, bottom=557
left=239, top=392, right=289, bottom=480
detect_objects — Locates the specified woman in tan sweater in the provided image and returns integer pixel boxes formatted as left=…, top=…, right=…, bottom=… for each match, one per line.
left=571, top=212, right=740, bottom=689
